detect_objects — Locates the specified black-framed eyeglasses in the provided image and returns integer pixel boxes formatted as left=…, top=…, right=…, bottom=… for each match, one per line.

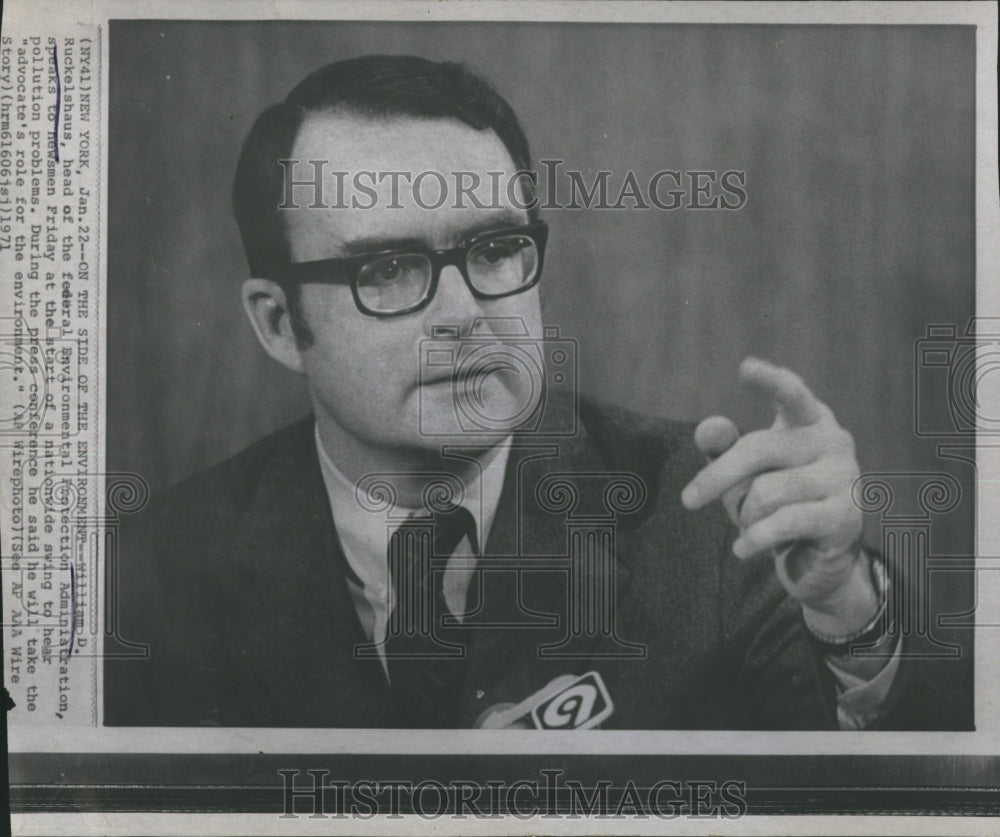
left=270, top=221, right=548, bottom=318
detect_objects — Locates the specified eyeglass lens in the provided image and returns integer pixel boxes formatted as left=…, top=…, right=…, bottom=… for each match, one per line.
left=355, top=232, right=539, bottom=314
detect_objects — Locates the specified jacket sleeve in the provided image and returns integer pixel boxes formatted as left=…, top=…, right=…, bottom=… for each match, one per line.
left=718, top=542, right=838, bottom=729
left=718, top=539, right=973, bottom=730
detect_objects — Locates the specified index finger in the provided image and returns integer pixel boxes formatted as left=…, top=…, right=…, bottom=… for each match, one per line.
left=740, top=357, right=826, bottom=427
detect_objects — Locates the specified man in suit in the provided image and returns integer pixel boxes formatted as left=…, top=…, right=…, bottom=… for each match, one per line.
left=104, top=55, right=966, bottom=730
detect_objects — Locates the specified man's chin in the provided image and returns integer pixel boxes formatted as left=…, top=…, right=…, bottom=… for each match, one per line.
left=410, top=423, right=513, bottom=450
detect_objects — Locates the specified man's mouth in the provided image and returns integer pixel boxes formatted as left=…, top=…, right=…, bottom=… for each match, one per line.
left=423, top=361, right=519, bottom=388
left=421, top=371, right=470, bottom=386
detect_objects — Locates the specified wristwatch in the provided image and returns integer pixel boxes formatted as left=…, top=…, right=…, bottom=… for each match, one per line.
left=805, top=550, right=895, bottom=657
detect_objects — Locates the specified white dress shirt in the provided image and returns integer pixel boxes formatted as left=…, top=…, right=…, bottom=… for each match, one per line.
left=315, top=426, right=510, bottom=676
left=315, top=427, right=899, bottom=728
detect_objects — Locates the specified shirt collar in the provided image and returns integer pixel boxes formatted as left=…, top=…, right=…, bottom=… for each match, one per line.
left=314, top=424, right=511, bottom=589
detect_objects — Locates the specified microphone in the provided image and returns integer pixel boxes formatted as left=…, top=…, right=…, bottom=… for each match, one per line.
left=474, top=671, right=614, bottom=729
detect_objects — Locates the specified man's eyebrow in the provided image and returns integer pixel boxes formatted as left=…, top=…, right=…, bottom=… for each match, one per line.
left=338, top=235, right=427, bottom=256
left=450, top=211, right=528, bottom=241
left=337, top=211, right=528, bottom=256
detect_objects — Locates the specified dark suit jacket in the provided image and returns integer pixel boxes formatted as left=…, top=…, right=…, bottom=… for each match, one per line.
left=104, top=398, right=969, bottom=729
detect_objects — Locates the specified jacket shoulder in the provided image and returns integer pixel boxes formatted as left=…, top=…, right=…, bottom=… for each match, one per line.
left=105, top=417, right=319, bottom=725
left=155, top=416, right=315, bottom=522
left=578, top=396, right=701, bottom=478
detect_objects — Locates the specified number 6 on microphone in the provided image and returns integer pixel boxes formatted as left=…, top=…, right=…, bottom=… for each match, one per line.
left=530, top=671, right=614, bottom=730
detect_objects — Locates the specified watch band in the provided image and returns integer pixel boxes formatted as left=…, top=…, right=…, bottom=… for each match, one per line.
left=806, top=551, right=893, bottom=656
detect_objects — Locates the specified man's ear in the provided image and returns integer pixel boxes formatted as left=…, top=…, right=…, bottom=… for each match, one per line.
left=241, top=278, right=306, bottom=374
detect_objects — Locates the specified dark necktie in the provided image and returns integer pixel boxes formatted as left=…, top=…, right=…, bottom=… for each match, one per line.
left=385, top=506, right=476, bottom=728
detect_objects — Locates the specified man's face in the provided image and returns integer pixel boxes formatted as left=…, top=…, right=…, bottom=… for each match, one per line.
left=282, top=111, right=544, bottom=466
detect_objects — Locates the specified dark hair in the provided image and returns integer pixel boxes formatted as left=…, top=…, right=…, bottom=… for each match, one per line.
left=232, top=55, right=536, bottom=344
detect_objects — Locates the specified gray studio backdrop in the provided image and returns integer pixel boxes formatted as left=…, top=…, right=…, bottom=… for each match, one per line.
left=107, top=22, right=975, bottom=644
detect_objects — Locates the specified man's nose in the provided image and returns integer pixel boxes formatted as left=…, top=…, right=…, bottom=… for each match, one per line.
left=429, top=265, right=483, bottom=329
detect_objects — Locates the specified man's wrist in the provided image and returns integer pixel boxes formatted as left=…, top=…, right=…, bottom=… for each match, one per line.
left=802, top=549, right=882, bottom=641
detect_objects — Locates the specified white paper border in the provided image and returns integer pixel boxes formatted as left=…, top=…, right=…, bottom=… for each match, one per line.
left=2, top=0, right=998, bottom=761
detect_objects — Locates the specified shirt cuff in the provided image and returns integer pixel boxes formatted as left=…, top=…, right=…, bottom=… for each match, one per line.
left=827, top=637, right=902, bottom=730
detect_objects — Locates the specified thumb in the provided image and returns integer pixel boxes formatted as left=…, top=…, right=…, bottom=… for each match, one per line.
left=692, top=416, right=748, bottom=529
left=693, top=415, right=740, bottom=460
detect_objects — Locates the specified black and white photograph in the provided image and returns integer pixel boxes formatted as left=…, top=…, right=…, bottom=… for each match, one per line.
left=103, top=18, right=976, bottom=732
left=2, top=1, right=999, bottom=833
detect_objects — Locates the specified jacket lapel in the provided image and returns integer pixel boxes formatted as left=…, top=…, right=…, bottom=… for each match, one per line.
left=220, top=413, right=649, bottom=728
left=457, top=428, right=641, bottom=727
left=223, top=419, right=393, bottom=726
